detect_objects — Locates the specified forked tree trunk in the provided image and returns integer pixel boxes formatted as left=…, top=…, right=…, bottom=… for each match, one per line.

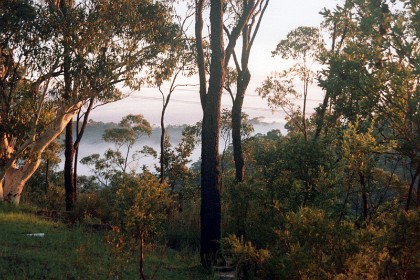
left=230, top=1, right=268, bottom=182
left=0, top=103, right=80, bottom=204
left=72, top=97, right=95, bottom=206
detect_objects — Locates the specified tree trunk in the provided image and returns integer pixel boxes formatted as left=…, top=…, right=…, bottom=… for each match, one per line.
left=1, top=161, right=40, bottom=204
left=139, top=232, right=146, bottom=280
left=73, top=146, right=79, bottom=196
left=200, top=0, right=225, bottom=267
left=0, top=103, right=80, bottom=203
left=314, top=88, right=330, bottom=140
left=160, top=108, right=166, bottom=183
left=302, top=81, right=308, bottom=143
left=60, top=0, right=76, bottom=211
left=230, top=0, right=269, bottom=181
left=405, top=165, right=419, bottom=212
left=45, top=159, right=50, bottom=192
left=64, top=119, right=76, bottom=211
left=232, top=69, right=250, bottom=182
left=360, top=172, right=368, bottom=221
left=73, top=97, right=94, bottom=199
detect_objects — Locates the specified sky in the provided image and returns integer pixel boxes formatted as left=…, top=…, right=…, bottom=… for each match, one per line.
left=89, top=0, right=340, bottom=126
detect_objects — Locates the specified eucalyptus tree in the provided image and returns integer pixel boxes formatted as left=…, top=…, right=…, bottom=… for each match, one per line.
left=0, top=0, right=79, bottom=204
left=102, top=114, right=153, bottom=174
left=80, top=114, right=154, bottom=187
left=195, top=0, right=265, bottom=266
left=151, top=4, right=197, bottom=183
left=0, top=0, right=178, bottom=204
left=258, top=26, right=324, bottom=142
left=224, top=0, right=269, bottom=182
left=319, top=0, right=419, bottom=210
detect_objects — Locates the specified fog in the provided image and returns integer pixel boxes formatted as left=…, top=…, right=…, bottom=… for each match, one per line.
left=58, top=120, right=286, bottom=176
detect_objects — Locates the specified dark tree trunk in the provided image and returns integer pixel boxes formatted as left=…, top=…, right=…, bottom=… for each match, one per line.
left=160, top=93, right=170, bottom=183
left=70, top=97, right=94, bottom=207
left=160, top=117, right=165, bottom=183
left=314, top=84, right=330, bottom=140
left=302, top=81, right=308, bottom=143
left=196, top=0, right=261, bottom=268
left=200, top=108, right=222, bottom=267
left=360, top=172, right=368, bottom=221
left=60, top=0, right=76, bottom=211
left=232, top=69, right=250, bottom=182
left=200, top=0, right=224, bottom=267
left=64, top=120, right=75, bottom=211
left=45, top=159, right=50, bottom=192
left=73, top=146, right=79, bottom=196
left=405, top=165, right=419, bottom=212
left=230, top=1, right=268, bottom=182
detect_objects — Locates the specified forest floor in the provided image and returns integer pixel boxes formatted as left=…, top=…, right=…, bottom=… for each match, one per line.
left=0, top=204, right=214, bottom=280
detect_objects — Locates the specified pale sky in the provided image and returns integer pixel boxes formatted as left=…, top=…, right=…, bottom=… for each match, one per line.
left=90, top=0, right=340, bottom=126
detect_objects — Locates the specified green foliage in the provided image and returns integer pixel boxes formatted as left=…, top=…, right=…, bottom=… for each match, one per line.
left=111, top=173, right=174, bottom=278
left=81, top=114, right=155, bottom=183
left=159, top=123, right=200, bottom=192
left=272, top=26, right=324, bottom=60
left=114, top=173, right=173, bottom=237
left=0, top=0, right=180, bottom=201
left=165, top=184, right=201, bottom=250
left=221, top=109, right=254, bottom=143
left=220, top=235, right=271, bottom=280
left=272, top=207, right=357, bottom=279
left=336, top=211, right=420, bottom=280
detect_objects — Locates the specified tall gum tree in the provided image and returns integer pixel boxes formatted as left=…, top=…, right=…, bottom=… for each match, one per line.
left=195, top=0, right=263, bottom=267
left=0, top=0, right=178, bottom=204
left=152, top=5, right=196, bottom=183
left=224, top=0, right=269, bottom=182
left=57, top=0, right=179, bottom=210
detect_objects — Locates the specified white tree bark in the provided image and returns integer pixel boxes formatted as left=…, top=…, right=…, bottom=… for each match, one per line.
left=0, top=102, right=81, bottom=204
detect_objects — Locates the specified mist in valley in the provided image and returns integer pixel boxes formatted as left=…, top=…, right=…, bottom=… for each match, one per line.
left=59, top=118, right=286, bottom=176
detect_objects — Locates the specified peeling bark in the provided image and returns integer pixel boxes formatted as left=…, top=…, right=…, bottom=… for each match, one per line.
left=0, top=103, right=81, bottom=204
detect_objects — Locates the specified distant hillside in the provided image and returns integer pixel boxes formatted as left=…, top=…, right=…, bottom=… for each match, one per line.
left=58, top=118, right=285, bottom=175
left=76, top=118, right=285, bottom=146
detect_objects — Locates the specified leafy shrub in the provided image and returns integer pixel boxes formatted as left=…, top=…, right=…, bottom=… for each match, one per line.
left=336, top=211, right=420, bottom=280
left=72, top=193, right=107, bottom=223
left=220, top=235, right=271, bottom=280
left=110, top=173, right=174, bottom=279
left=22, top=183, right=65, bottom=212
left=272, top=207, right=357, bottom=279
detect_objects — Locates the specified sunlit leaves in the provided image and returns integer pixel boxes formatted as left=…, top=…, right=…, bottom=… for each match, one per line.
left=272, top=26, right=324, bottom=61
left=257, top=70, right=298, bottom=114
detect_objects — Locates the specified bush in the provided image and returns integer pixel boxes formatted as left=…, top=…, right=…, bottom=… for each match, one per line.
left=220, top=235, right=271, bottom=280
left=72, top=193, right=108, bottom=223
left=271, top=207, right=357, bottom=279
left=336, top=211, right=420, bottom=280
